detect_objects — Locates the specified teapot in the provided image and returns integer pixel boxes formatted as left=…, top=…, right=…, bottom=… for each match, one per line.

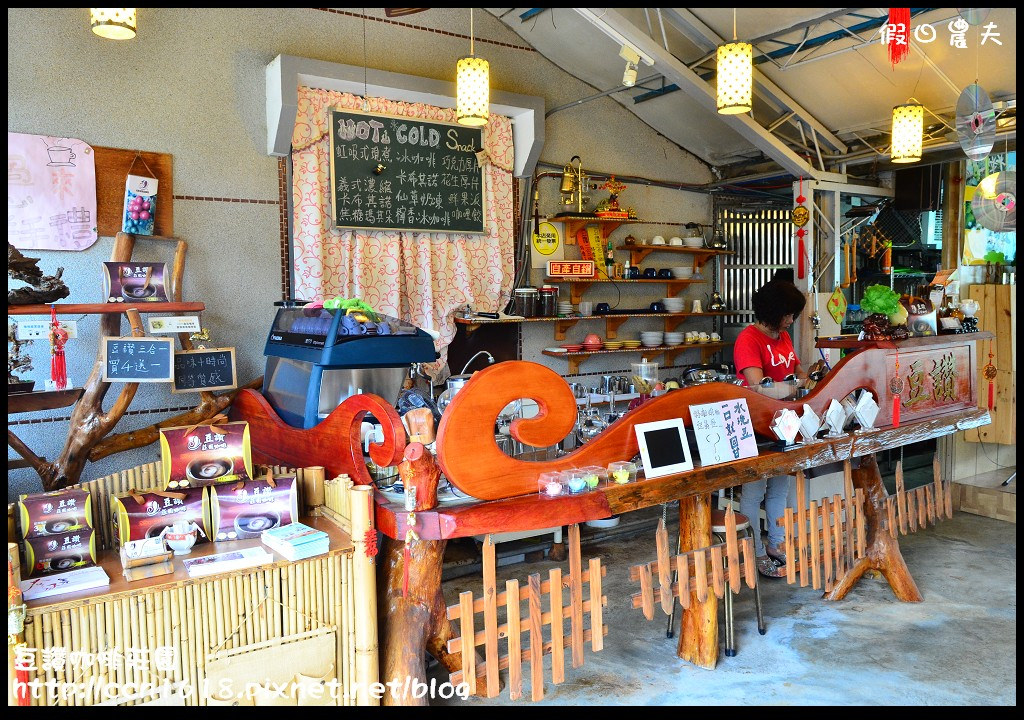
left=706, top=291, right=727, bottom=312
left=160, top=520, right=206, bottom=555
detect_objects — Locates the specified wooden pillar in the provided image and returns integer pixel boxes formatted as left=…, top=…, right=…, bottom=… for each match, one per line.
left=941, top=160, right=965, bottom=270
left=825, top=454, right=922, bottom=602
left=676, top=493, right=717, bottom=668
left=350, top=485, right=379, bottom=706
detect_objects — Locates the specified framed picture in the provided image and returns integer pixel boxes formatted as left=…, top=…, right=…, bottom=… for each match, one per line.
left=634, top=418, right=694, bottom=479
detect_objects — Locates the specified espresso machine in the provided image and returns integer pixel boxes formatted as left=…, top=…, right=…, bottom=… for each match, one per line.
left=261, top=304, right=438, bottom=428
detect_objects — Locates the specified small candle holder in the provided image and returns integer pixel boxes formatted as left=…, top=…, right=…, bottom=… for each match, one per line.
left=538, top=471, right=566, bottom=498
left=580, top=465, right=608, bottom=490
left=564, top=469, right=589, bottom=495
left=608, top=461, right=637, bottom=485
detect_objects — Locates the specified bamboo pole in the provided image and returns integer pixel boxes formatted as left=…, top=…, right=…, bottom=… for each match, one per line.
left=351, top=485, right=377, bottom=705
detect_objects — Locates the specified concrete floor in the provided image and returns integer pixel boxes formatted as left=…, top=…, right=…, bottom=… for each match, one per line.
left=430, top=510, right=1016, bottom=706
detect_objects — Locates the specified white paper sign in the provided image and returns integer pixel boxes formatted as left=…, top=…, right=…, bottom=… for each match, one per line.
left=689, top=399, right=759, bottom=467
left=148, top=316, right=201, bottom=334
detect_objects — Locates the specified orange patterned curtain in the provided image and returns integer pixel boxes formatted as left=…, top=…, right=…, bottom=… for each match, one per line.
left=290, top=86, right=515, bottom=377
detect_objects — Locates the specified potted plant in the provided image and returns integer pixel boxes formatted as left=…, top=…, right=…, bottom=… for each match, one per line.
left=8, top=318, right=35, bottom=393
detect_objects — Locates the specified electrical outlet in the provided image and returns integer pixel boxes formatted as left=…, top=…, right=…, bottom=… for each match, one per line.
left=15, top=320, right=78, bottom=341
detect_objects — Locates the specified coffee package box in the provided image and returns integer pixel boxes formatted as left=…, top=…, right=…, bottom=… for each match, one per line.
left=209, top=476, right=299, bottom=541
left=102, top=261, right=169, bottom=303
left=159, top=421, right=253, bottom=489
left=19, top=488, right=93, bottom=540
left=110, top=487, right=210, bottom=551
left=23, top=529, right=98, bottom=577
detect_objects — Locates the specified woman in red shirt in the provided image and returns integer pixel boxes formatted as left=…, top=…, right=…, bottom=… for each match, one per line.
left=733, top=280, right=806, bottom=577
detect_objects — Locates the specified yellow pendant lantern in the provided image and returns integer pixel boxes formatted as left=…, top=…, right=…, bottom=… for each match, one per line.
left=90, top=8, right=137, bottom=40
left=716, top=41, right=753, bottom=115
left=456, top=9, right=489, bottom=127
left=890, top=103, right=924, bottom=164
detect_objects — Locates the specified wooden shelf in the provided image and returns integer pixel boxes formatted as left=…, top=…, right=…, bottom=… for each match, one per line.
left=616, top=245, right=733, bottom=268
left=455, top=311, right=728, bottom=339
left=543, top=277, right=701, bottom=304
left=553, top=216, right=639, bottom=243
left=542, top=341, right=728, bottom=374
left=8, top=388, right=85, bottom=415
left=815, top=331, right=994, bottom=350
left=7, top=302, right=205, bottom=316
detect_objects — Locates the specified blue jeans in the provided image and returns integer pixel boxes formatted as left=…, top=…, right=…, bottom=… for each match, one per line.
left=739, top=474, right=793, bottom=557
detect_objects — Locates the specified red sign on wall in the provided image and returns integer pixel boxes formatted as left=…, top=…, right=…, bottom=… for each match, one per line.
left=547, top=260, right=596, bottom=278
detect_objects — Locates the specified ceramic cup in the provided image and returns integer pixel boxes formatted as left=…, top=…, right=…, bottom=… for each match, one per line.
left=710, top=332, right=721, bottom=341
left=698, top=332, right=710, bottom=343
left=651, top=235, right=666, bottom=245
left=669, top=236, right=683, bottom=246
left=626, top=266, right=641, bottom=279
left=643, top=268, right=657, bottom=279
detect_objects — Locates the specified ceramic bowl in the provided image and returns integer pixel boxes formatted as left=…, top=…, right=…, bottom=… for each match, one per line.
left=651, top=235, right=666, bottom=245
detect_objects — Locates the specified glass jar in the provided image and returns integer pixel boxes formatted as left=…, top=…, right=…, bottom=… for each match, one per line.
left=512, top=288, right=538, bottom=318
left=539, top=286, right=558, bottom=317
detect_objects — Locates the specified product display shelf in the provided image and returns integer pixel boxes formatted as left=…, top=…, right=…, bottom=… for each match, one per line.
left=543, top=277, right=700, bottom=305
left=7, top=301, right=206, bottom=316
left=455, top=311, right=729, bottom=339
left=542, top=341, right=728, bottom=374
left=615, top=245, right=734, bottom=268
left=8, top=389, right=85, bottom=414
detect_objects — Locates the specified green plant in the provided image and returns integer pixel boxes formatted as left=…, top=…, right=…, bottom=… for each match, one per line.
left=860, top=284, right=901, bottom=316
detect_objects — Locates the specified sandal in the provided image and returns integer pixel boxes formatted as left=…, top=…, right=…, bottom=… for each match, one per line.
left=766, top=543, right=787, bottom=566
left=756, top=555, right=786, bottom=579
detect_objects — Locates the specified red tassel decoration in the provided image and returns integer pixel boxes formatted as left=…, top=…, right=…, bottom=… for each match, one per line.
left=889, top=350, right=904, bottom=428
left=887, top=8, right=911, bottom=68
left=983, top=343, right=997, bottom=411
left=49, top=304, right=68, bottom=391
left=797, top=234, right=806, bottom=279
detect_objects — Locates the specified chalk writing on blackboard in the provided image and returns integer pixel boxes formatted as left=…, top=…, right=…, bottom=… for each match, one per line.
left=172, top=348, right=237, bottom=393
left=101, top=337, right=174, bottom=383
left=328, top=109, right=486, bottom=234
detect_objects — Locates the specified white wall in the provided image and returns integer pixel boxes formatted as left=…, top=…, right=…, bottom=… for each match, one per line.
left=7, top=8, right=714, bottom=499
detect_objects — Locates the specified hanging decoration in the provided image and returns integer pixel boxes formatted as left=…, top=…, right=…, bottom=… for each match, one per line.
left=49, top=304, right=69, bottom=391
left=886, top=8, right=911, bottom=68
left=890, top=349, right=904, bottom=428
left=826, top=285, right=848, bottom=325
left=716, top=10, right=752, bottom=115
left=890, top=103, right=924, bottom=163
left=983, top=342, right=997, bottom=411
left=793, top=177, right=809, bottom=280
left=90, top=8, right=136, bottom=40
left=456, top=8, right=490, bottom=127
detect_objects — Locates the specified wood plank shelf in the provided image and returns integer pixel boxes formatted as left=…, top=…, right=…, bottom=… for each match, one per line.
left=455, top=311, right=729, bottom=339
left=8, top=389, right=85, bottom=414
left=815, top=331, right=994, bottom=350
left=8, top=302, right=206, bottom=316
left=616, top=245, right=734, bottom=268
left=543, top=341, right=728, bottom=374
left=554, top=216, right=639, bottom=242
left=543, top=278, right=701, bottom=305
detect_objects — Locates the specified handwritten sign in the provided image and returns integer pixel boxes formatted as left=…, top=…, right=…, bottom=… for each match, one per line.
left=173, top=347, right=237, bottom=393
left=101, top=337, right=174, bottom=383
left=328, top=109, right=485, bottom=233
left=689, top=399, right=759, bottom=467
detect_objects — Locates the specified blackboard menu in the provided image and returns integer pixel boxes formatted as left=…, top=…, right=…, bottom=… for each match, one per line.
left=101, top=337, right=174, bottom=383
left=328, top=109, right=486, bottom=234
left=173, top=348, right=237, bottom=393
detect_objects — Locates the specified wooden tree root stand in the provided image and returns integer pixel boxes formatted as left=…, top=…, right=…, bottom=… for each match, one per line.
left=825, top=454, right=923, bottom=602
left=676, top=493, right=718, bottom=669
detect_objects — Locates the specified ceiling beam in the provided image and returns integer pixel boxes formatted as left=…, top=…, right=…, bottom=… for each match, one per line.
left=662, top=8, right=847, bottom=154
left=576, top=8, right=846, bottom=182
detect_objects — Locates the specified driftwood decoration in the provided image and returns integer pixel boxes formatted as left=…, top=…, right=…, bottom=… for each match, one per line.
left=445, top=525, right=607, bottom=702
left=781, top=465, right=868, bottom=593
left=8, top=232, right=256, bottom=490
left=7, top=242, right=70, bottom=305
left=629, top=511, right=757, bottom=618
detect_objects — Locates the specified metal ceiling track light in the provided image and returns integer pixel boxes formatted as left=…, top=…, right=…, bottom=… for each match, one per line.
left=890, top=102, right=924, bottom=163
left=717, top=9, right=752, bottom=115
left=456, top=8, right=489, bottom=127
left=90, top=8, right=136, bottom=40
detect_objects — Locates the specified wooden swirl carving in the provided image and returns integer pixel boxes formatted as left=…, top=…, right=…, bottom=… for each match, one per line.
left=230, top=388, right=405, bottom=485
left=435, top=349, right=892, bottom=501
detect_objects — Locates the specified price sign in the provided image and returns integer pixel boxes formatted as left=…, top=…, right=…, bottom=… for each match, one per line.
left=101, top=337, right=175, bottom=383
left=172, top=348, right=237, bottom=393
left=689, top=399, right=759, bottom=467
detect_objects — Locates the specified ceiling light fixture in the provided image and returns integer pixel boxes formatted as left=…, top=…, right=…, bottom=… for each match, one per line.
left=456, top=8, right=489, bottom=127
left=717, top=9, right=752, bottom=115
left=90, top=8, right=136, bottom=40
left=890, top=103, right=924, bottom=163
left=575, top=9, right=655, bottom=67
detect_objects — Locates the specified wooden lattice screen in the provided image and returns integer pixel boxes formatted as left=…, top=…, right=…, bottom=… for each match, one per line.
left=782, top=465, right=868, bottom=591
left=628, top=513, right=757, bottom=618
left=883, top=458, right=954, bottom=537
left=445, top=524, right=607, bottom=702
